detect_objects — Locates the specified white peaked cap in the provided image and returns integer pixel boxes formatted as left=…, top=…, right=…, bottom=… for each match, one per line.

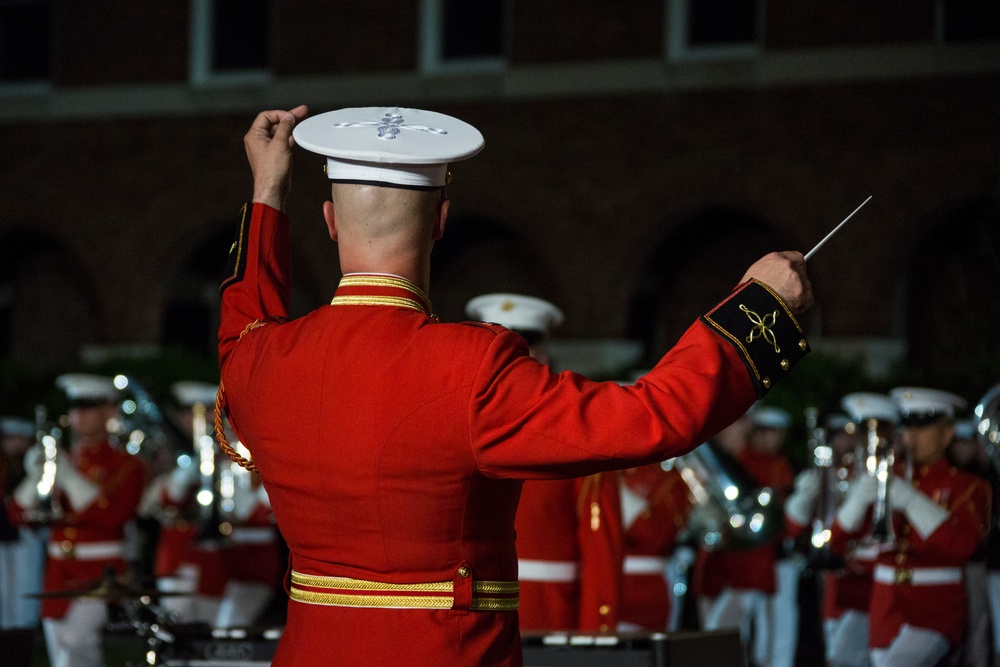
left=172, top=381, right=219, bottom=407
left=0, top=416, right=35, bottom=438
left=890, top=387, right=967, bottom=419
left=293, top=107, right=485, bottom=188
left=841, top=392, right=898, bottom=423
left=825, top=413, right=852, bottom=432
left=465, top=293, right=565, bottom=334
left=56, top=373, right=118, bottom=402
left=750, top=405, right=791, bottom=429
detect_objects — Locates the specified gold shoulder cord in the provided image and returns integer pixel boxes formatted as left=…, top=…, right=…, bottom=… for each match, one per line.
left=214, top=318, right=273, bottom=473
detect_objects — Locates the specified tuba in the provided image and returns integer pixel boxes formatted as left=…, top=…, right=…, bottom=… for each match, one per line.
left=665, top=441, right=783, bottom=551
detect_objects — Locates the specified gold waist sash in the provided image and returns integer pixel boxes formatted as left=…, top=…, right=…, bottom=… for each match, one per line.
left=289, top=570, right=519, bottom=611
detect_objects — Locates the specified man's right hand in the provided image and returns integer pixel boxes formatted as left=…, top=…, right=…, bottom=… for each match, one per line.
left=245, top=105, right=309, bottom=212
left=740, top=251, right=813, bottom=314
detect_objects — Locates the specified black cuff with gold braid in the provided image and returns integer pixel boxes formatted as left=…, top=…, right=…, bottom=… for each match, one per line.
left=700, top=280, right=810, bottom=398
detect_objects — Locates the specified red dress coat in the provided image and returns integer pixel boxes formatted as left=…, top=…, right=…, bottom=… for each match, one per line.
left=619, top=465, right=693, bottom=630
left=830, top=458, right=991, bottom=647
left=218, top=203, right=808, bottom=666
left=513, top=478, right=579, bottom=631
left=514, top=472, right=623, bottom=633
left=712, top=449, right=795, bottom=594
left=9, top=439, right=147, bottom=618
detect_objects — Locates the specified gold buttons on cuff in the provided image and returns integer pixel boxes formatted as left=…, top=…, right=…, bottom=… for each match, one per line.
left=457, top=566, right=470, bottom=578
left=780, top=359, right=790, bottom=371
left=799, top=339, right=808, bottom=351
left=762, top=377, right=772, bottom=389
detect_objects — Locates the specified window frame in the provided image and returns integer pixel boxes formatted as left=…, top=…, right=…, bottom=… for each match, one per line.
left=0, top=0, right=53, bottom=94
left=189, top=0, right=272, bottom=87
left=419, top=0, right=508, bottom=75
left=665, top=0, right=762, bottom=63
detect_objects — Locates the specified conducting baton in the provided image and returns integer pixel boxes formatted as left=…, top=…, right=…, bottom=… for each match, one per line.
left=804, top=196, right=872, bottom=261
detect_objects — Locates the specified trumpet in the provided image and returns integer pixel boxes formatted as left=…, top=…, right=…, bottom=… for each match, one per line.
left=665, top=441, right=783, bottom=551
left=859, top=417, right=896, bottom=550
left=805, top=407, right=839, bottom=560
left=23, top=404, right=65, bottom=524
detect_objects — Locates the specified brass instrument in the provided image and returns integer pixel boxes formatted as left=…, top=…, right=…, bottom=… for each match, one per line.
left=23, top=404, right=65, bottom=524
left=805, top=407, right=838, bottom=559
left=975, top=383, right=1000, bottom=465
left=859, top=416, right=896, bottom=550
left=665, top=441, right=783, bottom=551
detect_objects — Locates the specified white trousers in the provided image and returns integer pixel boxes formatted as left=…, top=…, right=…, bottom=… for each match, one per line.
left=0, top=527, right=47, bottom=628
left=986, top=570, right=1000, bottom=659
left=42, top=599, right=107, bottom=667
left=156, top=563, right=221, bottom=624
left=824, top=611, right=872, bottom=667
left=705, top=588, right=771, bottom=666
left=869, top=624, right=949, bottom=667
left=215, top=580, right=273, bottom=628
left=769, top=558, right=802, bottom=667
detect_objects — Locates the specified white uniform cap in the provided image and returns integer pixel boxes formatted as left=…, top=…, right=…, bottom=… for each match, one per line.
left=293, top=107, right=485, bottom=189
left=56, top=373, right=118, bottom=404
left=0, top=416, right=35, bottom=438
left=750, top=405, right=791, bottom=429
left=172, top=381, right=219, bottom=407
left=841, top=392, right=898, bottom=424
left=890, top=386, right=967, bottom=423
left=465, top=293, right=565, bottom=334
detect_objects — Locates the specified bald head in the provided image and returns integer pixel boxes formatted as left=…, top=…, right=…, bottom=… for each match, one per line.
left=331, top=183, right=441, bottom=239
left=323, top=183, right=449, bottom=284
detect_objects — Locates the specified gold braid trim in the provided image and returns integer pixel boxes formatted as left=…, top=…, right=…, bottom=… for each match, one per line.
left=214, top=318, right=275, bottom=473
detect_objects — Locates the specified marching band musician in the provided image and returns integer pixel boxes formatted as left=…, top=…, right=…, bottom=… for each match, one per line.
left=215, top=465, right=284, bottom=628
left=217, top=105, right=812, bottom=666
left=0, top=416, right=46, bottom=630
left=833, top=387, right=991, bottom=667
left=749, top=406, right=798, bottom=667
left=803, top=395, right=898, bottom=667
left=703, top=405, right=795, bottom=667
left=138, top=380, right=223, bottom=623
left=617, top=460, right=693, bottom=631
left=8, top=373, right=147, bottom=667
left=465, top=293, right=625, bottom=633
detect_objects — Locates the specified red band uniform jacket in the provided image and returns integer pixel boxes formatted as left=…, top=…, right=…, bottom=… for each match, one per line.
left=830, top=459, right=991, bottom=648
left=217, top=203, right=809, bottom=666
left=9, top=439, right=147, bottom=618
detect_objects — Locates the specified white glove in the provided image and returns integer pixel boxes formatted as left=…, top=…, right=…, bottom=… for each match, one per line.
left=889, top=479, right=949, bottom=540
left=12, top=447, right=46, bottom=509
left=165, top=463, right=199, bottom=503
left=784, top=469, right=819, bottom=526
left=22, top=446, right=44, bottom=479
left=54, top=450, right=100, bottom=511
left=835, top=474, right=877, bottom=533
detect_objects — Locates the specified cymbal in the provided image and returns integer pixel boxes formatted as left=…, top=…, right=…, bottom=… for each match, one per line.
left=27, top=577, right=190, bottom=601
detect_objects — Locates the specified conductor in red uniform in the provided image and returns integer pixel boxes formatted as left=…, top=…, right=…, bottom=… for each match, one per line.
left=218, top=105, right=813, bottom=666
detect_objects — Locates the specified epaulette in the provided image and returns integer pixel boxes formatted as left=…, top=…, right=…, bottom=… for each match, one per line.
left=700, top=280, right=810, bottom=397
left=463, top=321, right=508, bottom=336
